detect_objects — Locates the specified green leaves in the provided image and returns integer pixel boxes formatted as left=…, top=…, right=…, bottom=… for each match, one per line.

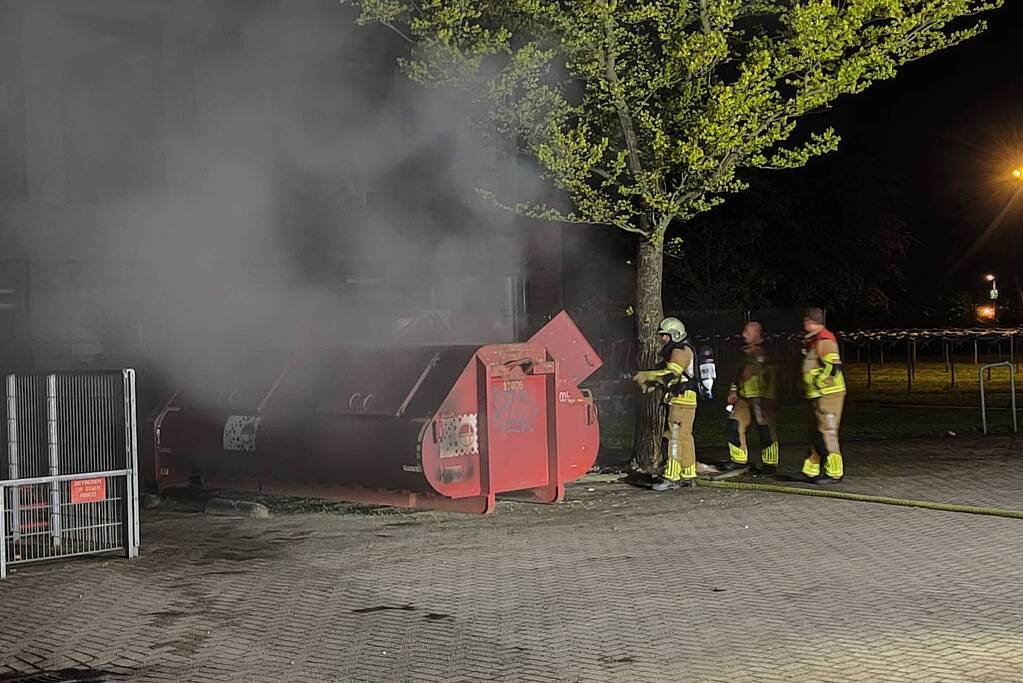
left=344, top=0, right=1002, bottom=243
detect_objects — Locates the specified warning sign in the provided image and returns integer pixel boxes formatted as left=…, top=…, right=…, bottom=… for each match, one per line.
left=70, top=478, right=106, bottom=504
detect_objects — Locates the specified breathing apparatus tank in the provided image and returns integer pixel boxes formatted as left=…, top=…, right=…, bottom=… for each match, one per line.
left=696, top=344, right=716, bottom=400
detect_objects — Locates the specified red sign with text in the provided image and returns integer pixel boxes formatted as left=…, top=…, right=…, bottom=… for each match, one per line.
left=70, top=478, right=106, bottom=504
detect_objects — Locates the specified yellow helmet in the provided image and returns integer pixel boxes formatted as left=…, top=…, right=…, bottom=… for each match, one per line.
left=657, top=317, right=687, bottom=342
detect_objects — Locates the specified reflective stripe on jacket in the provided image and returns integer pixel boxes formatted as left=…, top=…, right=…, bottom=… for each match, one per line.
left=802, top=328, right=846, bottom=398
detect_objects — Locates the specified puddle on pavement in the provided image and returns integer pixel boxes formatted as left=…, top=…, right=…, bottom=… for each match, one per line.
left=424, top=613, right=453, bottom=621
left=352, top=604, right=417, bottom=614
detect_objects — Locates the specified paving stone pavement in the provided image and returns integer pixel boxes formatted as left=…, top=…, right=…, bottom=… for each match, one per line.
left=2, top=436, right=1023, bottom=682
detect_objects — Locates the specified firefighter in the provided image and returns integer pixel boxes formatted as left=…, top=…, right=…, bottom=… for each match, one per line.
left=797, top=307, right=846, bottom=484
left=715, top=321, right=779, bottom=474
left=633, top=317, right=699, bottom=490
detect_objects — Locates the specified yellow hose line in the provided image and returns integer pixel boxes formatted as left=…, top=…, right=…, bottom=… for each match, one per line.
left=696, top=479, right=1023, bottom=520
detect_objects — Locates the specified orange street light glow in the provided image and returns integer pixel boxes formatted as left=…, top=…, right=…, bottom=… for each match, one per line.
left=977, top=305, right=996, bottom=320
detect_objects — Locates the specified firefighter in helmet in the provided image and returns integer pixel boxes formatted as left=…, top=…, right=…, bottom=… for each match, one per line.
left=716, top=321, right=780, bottom=474
left=633, top=317, right=699, bottom=490
left=797, top=307, right=846, bottom=484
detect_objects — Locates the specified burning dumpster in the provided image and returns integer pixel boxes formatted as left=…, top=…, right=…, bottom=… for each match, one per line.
left=150, top=312, right=602, bottom=513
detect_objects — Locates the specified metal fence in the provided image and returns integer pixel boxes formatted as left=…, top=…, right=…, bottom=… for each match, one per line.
left=1, top=370, right=139, bottom=578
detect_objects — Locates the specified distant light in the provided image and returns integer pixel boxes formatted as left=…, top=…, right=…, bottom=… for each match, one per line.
left=977, top=305, right=996, bottom=321
left=1014, top=168, right=1023, bottom=179
left=985, top=274, right=996, bottom=281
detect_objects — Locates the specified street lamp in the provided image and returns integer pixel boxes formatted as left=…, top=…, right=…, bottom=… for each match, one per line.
left=986, top=273, right=999, bottom=299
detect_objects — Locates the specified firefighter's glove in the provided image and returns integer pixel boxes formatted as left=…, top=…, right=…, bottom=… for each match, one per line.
left=633, top=372, right=659, bottom=393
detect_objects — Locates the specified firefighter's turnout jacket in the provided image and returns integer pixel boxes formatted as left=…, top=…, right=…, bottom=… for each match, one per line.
left=801, top=327, right=846, bottom=480
left=726, top=343, right=779, bottom=467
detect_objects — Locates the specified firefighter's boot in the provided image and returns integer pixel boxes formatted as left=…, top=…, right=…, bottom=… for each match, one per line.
left=653, top=476, right=697, bottom=490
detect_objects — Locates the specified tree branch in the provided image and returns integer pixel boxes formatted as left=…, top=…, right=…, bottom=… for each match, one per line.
left=698, top=0, right=712, bottom=34
left=380, top=20, right=415, bottom=44
left=479, top=189, right=653, bottom=236
left=601, top=5, right=648, bottom=194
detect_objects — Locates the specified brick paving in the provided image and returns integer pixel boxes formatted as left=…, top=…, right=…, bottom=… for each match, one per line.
left=2, top=436, right=1023, bottom=682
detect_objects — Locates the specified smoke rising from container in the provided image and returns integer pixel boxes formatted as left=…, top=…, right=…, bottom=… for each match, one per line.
left=1, top=0, right=552, bottom=402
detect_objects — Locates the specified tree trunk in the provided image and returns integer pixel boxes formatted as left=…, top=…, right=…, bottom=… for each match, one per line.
left=630, top=236, right=666, bottom=472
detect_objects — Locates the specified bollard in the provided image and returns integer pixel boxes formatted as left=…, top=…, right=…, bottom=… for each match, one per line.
left=980, top=361, right=1018, bottom=435
left=906, top=340, right=912, bottom=395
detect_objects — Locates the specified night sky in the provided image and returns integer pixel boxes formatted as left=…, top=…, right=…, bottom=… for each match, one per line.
left=574, top=2, right=1023, bottom=326
left=823, top=0, right=1023, bottom=305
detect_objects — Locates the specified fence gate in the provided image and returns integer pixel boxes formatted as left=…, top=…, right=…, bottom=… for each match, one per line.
left=0, top=370, right=139, bottom=578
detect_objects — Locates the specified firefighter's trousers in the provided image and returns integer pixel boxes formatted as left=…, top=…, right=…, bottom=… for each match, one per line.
left=802, top=394, right=845, bottom=479
left=662, top=403, right=697, bottom=481
left=727, top=397, right=779, bottom=466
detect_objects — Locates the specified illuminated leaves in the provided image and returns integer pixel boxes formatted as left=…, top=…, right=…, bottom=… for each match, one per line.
left=344, top=0, right=1002, bottom=244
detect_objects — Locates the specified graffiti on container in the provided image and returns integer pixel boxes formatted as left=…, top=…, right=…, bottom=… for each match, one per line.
left=490, top=386, right=539, bottom=435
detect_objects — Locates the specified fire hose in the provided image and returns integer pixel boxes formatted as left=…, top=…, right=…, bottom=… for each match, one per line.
left=696, top=479, right=1023, bottom=520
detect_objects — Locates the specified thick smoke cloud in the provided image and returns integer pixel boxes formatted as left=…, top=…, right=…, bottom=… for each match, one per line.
left=2, top=0, right=550, bottom=400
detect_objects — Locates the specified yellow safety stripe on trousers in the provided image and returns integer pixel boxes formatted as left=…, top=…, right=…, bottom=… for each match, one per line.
left=666, top=389, right=698, bottom=406
left=761, top=442, right=779, bottom=465
left=728, top=443, right=748, bottom=464
left=801, top=457, right=821, bottom=477
left=662, top=458, right=683, bottom=481
left=824, top=453, right=844, bottom=478
left=681, top=464, right=697, bottom=480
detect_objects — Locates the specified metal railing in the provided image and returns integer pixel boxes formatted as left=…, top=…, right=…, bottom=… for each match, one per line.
left=979, top=361, right=1018, bottom=435
left=1, top=370, right=139, bottom=578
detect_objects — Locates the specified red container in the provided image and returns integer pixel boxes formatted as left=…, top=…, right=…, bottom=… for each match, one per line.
left=151, top=312, right=602, bottom=512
